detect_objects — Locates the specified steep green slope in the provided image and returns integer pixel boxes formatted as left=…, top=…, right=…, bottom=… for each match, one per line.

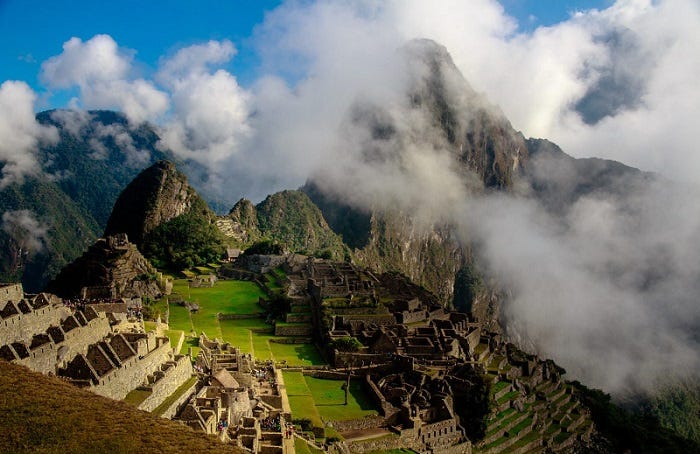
left=37, top=110, right=171, bottom=226
left=224, top=190, right=347, bottom=260
left=105, top=160, right=225, bottom=271
left=0, top=179, right=99, bottom=292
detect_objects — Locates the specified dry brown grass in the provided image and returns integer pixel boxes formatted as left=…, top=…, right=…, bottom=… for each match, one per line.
left=0, top=361, right=237, bottom=453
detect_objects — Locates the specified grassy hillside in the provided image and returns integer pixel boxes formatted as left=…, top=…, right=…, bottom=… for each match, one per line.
left=0, top=361, right=236, bottom=454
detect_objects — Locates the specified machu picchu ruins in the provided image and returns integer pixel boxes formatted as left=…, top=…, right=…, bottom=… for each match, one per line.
left=1, top=248, right=601, bottom=453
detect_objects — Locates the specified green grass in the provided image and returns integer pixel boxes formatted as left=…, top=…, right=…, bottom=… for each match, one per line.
left=166, top=279, right=325, bottom=365
left=288, top=395, right=323, bottom=428
left=165, top=329, right=184, bottom=351
left=283, top=373, right=377, bottom=429
left=511, top=417, right=533, bottom=435
left=172, top=279, right=265, bottom=314
left=304, top=376, right=378, bottom=421
left=123, top=388, right=151, bottom=406
left=181, top=337, right=200, bottom=356
left=144, top=321, right=157, bottom=332
left=491, top=381, right=511, bottom=395
left=167, top=303, right=193, bottom=333
left=496, top=390, right=521, bottom=406
left=270, top=343, right=325, bottom=366
left=283, top=371, right=312, bottom=395
left=511, top=430, right=541, bottom=449
left=294, top=436, right=324, bottom=454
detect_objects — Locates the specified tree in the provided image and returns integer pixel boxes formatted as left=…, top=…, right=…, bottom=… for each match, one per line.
left=330, top=336, right=362, bottom=352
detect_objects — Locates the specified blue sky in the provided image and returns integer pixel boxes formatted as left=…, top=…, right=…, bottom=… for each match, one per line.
left=0, top=0, right=610, bottom=108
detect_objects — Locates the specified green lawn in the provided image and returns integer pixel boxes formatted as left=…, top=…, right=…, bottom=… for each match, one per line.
left=283, top=372, right=378, bottom=424
left=165, top=279, right=325, bottom=365
left=165, top=329, right=184, bottom=351
left=304, top=376, right=378, bottom=421
left=172, top=279, right=266, bottom=315
left=123, top=388, right=151, bottom=407
left=282, top=371, right=311, bottom=395
left=167, top=303, right=193, bottom=333
left=270, top=343, right=325, bottom=366
left=288, top=395, right=323, bottom=428
left=294, top=437, right=325, bottom=454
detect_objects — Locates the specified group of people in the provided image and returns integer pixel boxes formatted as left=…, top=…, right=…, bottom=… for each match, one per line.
left=260, top=416, right=280, bottom=432
left=216, top=420, right=229, bottom=432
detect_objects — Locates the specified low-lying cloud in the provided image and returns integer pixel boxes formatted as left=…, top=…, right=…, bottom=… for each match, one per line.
left=1, top=209, right=50, bottom=254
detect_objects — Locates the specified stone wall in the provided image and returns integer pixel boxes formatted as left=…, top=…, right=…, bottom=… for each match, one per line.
left=396, top=310, right=427, bottom=324
left=329, top=415, right=385, bottom=433
left=285, top=313, right=312, bottom=323
left=159, top=377, right=199, bottom=419
left=138, top=354, right=194, bottom=412
left=0, top=283, right=23, bottom=304
left=91, top=338, right=173, bottom=400
left=274, top=324, right=313, bottom=337
left=0, top=301, right=69, bottom=346
left=334, top=351, right=387, bottom=368
left=11, top=314, right=111, bottom=374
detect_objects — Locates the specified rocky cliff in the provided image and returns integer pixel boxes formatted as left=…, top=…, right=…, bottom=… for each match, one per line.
left=104, top=160, right=202, bottom=246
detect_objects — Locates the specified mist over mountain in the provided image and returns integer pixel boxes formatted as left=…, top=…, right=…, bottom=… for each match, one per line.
left=0, top=110, right=172, bottom=291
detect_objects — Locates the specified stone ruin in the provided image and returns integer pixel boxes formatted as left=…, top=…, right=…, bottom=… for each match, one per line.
left=46, top=234, right=167, bottom=300
left=179, top=334, right=293, bottom=453
left=0, top=282, right=192, bottom=415
left=263, top=257, right=596, bottom=453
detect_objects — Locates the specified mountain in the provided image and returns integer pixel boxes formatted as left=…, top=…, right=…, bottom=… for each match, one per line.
left=0, top=110, right=172, bottom=292
left=525, top=137, right=654, bottom=213
left=221, top=190, right=347, bottom=260
left=105, top=160, right=225, bottom=271
left=104, top=160, right=204, bottom=247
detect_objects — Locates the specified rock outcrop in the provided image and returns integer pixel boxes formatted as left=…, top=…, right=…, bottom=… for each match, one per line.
left=104, top=160, right=202, bottom=247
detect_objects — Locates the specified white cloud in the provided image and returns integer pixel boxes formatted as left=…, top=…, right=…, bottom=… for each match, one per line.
left=0, top=81, right=58, bottom=188
left=2, top=209, right=50, bottom=254
left=156, top=40, right=251, bottom=168
left=40, top=35, right=168, bottom=123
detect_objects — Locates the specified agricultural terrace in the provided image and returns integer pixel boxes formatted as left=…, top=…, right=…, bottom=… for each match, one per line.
left=282, top=371, right=378, bottom=433
left=166, top=278, right=325, bottom=366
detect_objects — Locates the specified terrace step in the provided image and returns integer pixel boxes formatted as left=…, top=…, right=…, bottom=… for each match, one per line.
left=482, top=416, right=535, bottom=454
left=491, top=381, right=513, bottom=400
left=483, top=410, right=532, bottom=445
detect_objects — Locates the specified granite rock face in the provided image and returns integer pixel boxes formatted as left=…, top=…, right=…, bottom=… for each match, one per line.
left=104, top=160, right=200, bottom=247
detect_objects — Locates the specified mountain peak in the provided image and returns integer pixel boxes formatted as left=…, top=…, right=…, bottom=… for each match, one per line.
left=104, top=160, right=203, bottom=246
